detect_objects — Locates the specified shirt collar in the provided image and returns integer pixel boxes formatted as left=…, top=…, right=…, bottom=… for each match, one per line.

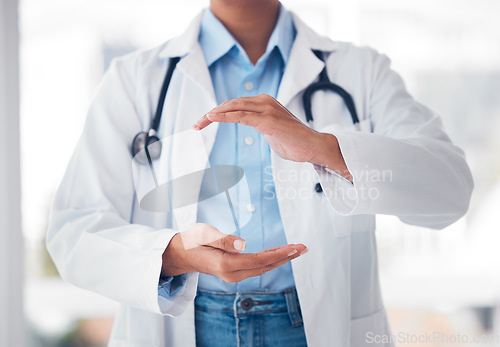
left=266, top=4, right=295, bottom=65
left=199, top=4, right=296, bottom=67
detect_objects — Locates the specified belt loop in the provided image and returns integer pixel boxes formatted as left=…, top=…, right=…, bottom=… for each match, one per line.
left=285, top=289, right=303, bottom=327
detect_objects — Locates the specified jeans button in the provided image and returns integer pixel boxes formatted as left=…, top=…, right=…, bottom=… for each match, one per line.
left=240, top=298, right=254, bottom=311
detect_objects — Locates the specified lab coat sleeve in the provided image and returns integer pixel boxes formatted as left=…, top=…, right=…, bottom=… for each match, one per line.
left=46, top=57, right=197, bottom=316
left=316, top=50, right=474, bottom=229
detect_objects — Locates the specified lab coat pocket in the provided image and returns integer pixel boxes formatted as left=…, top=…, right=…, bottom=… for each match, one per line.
left=350, top=215, right=375, bottom=234
left=326, top=209, right=352, bottom=238
left=350, top=309, right=394, bottom=347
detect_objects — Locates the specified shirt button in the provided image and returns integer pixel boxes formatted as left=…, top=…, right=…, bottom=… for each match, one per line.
left=244, top=136, right=254, bottom=146
left=244, top=81, right=254, bottom=91
left=246, top=204, right=256, bottom=213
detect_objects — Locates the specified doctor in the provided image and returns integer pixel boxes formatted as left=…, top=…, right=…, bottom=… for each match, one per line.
left=46, top=0, right=474, bottom=346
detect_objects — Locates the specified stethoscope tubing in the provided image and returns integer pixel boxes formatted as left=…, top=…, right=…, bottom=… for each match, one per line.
left=132, top=51, right=360, bottom=195
left=152, top=56, right=181, bottom=134
left=302, top=80, right=359, bottom=125
left=133, top=51, right=359, bottom=158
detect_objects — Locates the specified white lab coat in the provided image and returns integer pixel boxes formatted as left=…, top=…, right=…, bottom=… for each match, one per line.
left=46, top=10, right=473, bottom=347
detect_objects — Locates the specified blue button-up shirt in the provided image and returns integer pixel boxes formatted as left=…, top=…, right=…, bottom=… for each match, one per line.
left=194, top=6, right=296, bottom=293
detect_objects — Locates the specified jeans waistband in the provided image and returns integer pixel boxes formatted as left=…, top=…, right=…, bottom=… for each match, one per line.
left=195, top=288, right=303, bottom=327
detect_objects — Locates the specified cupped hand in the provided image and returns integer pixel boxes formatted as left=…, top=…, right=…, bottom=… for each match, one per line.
left=161, top=223, right=307, bottom=284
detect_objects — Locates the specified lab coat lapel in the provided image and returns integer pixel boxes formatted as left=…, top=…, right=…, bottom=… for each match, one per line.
left=277, top=13, right=337, bottom=113
left=158, top=12, right=220, bottom=230
left=176, top=44, right=217, bottom=107
left=169, top=78, right=218, bottom=231
left=277, top=41, right=324, bottom=113
left=159, top=9, right=216, bottom=106
left=171, top=41, right=219, bottom=165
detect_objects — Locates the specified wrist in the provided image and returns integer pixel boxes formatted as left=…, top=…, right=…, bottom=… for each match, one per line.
left=309, top=132, right=340, bottom=168
left=161, top=233, right=190, bottom=277
left=309, top=132, right=353, bottom=182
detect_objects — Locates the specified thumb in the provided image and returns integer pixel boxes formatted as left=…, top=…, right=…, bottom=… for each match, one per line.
left=183, top=223, right=246, bottom=252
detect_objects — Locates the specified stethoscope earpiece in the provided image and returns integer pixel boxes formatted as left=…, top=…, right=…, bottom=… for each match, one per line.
left=131, top=131, right=162, bottom=165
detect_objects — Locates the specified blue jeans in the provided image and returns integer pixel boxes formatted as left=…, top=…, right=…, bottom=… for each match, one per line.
left=194, top=288, right=308, bottom=347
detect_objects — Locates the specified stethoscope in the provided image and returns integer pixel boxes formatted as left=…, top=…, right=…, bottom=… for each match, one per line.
left=131, top=50, right=359, bottom=194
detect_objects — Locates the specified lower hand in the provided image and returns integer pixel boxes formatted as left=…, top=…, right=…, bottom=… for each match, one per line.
left=161, top=223, right=307, bottom=283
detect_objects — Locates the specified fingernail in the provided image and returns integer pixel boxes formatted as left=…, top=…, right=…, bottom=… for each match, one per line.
left=287, top=249, right=298, bottom=257
left=234, top=239, right=246, bottom=251
left=299, top=248, right=309, bottom=256
left=206, top=112, right=216, bottom=119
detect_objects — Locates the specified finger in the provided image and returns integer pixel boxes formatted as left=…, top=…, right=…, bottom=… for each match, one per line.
left=208, top=95, right=287, bottom=118
left=193, top=113, right=213, bottom=130
left=206, top=110, right=264, bottom=128
left=257, top=243, right=306, bottom=254
left=221, top=243, right=306, bottom=271
left=194, top=99, right=258, bottom=131
left=257, top=245, right=291, bottom=253
left=194, top=95, right=276, bottom=130
left=223, top=247, right=304, bottom=283
left=211, top=96, right=265, bottom=113
left=181, top=224, right=246, bottom=252
left=204, top=234, right=246, bottom=253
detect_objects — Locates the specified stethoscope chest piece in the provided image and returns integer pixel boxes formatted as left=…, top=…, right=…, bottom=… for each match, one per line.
left=131, top=56, right=181, bottom=165
left=132, top=131, right=162, bottom=165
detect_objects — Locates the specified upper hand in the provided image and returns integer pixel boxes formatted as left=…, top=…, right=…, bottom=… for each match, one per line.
left=194, top=94, right=326, bottom=163
left=193, top=95, right=352, bottom=181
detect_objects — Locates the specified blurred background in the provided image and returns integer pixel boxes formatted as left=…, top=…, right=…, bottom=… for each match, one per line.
left=3, top=0, right=500, bottom=345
